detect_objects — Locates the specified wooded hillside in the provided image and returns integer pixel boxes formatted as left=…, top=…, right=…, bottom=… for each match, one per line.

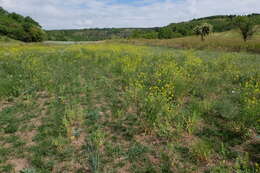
left=0, top=7, right=45, bottom=42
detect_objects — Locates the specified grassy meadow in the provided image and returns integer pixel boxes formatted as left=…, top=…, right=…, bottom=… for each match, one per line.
left=0, top=43, right=260, bottom=173
left=120, top=28, right=260, bottom=53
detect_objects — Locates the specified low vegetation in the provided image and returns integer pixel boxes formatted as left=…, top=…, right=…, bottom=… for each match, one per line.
left=0, top=43, right=259, bottom=172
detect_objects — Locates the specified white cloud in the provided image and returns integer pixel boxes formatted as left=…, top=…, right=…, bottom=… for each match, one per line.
left=0, top=0, right=259, bottom=29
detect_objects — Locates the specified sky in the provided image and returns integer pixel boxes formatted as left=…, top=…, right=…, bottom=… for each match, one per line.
left=0, top=0, right=260, bottom=30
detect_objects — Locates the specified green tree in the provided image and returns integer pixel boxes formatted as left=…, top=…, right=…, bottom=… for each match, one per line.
left=193, top=23, right=213, bottom=41
left=25, top=16, right=40, bottom=27
left=158, top=27, right=174, bottom=39
left=29, top=26, right=46, bottom=42
left=131, top=30, right=142, bottom=38
left=0, top=7, right=8, bottom=15
left=234, top=16, right=256, bottom=42
left=143, top=31, right=158, bottom=39
left=9, top=13, right=24, bottom=22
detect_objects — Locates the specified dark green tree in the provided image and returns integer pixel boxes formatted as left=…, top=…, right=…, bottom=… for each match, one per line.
left=158, top=27, right=174, bottom=39
left=0, top=7, right=8, bottom=14
left=0, top=7, right=45, bottom=42
left=234, top=16, right=256, bottom=42
left=25, top=16, right=40, bottom=27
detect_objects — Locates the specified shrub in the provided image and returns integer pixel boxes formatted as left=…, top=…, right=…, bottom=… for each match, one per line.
left=193, top=23, right=213, bottom=41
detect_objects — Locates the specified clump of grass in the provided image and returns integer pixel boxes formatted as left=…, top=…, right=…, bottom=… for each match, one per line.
left=20, top=168, right=37, bottom=173
left=63, top=105, right=84, bottom=140
left=127, top=143, right=149, bottom=162
left=190, top=140, right=213, bottom=163
left=0, top=164, right=13, bottom=173
left=85, top=129, right=105, bottom=173
left=51, top=135, right=70, bottom=153
left=213, top=98, right=240, bottom=120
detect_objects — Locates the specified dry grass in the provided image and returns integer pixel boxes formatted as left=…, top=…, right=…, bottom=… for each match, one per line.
left=118, top=29, right=260, bottom=53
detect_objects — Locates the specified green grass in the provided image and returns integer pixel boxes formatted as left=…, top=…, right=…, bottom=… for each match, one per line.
left=0, top=43, right=259, bottom=173
left=0, top=36, right=21, bottom=43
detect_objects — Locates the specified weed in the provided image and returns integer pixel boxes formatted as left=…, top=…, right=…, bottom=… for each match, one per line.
left=85, top=129, right=105, bottom=173
left=63, top=105, right=84, bottom=140
left=127, top=143, right=149, bottom=162
left=0, top=164, right=13, bottom=173
left=20, top=168, right=37, bottom=173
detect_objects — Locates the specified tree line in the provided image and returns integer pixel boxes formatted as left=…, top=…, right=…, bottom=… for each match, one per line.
left=47, top=28, right=133, bottom=41
left=47, top=14, right=260, bottom=41
left=0, top=7, right=45, bottom=42
left=131, top=14, right=260, bottom=40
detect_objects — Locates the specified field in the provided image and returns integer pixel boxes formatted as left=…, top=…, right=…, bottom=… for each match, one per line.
left=0, top=43, right=259, bottom=173
left=120, top=28, right=260, bottom=53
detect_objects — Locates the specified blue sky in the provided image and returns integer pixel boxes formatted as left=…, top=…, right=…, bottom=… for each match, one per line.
left=0, top=0, right=259, bottom=29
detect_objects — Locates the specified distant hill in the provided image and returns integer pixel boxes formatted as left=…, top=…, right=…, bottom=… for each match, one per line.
left=47, top=27, right=162, bottom=41
left=47, top=28, right=136, bottom=41
left=47, top=14, right=260, bottom=41
left=0, top=7, right=45, bottom=42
